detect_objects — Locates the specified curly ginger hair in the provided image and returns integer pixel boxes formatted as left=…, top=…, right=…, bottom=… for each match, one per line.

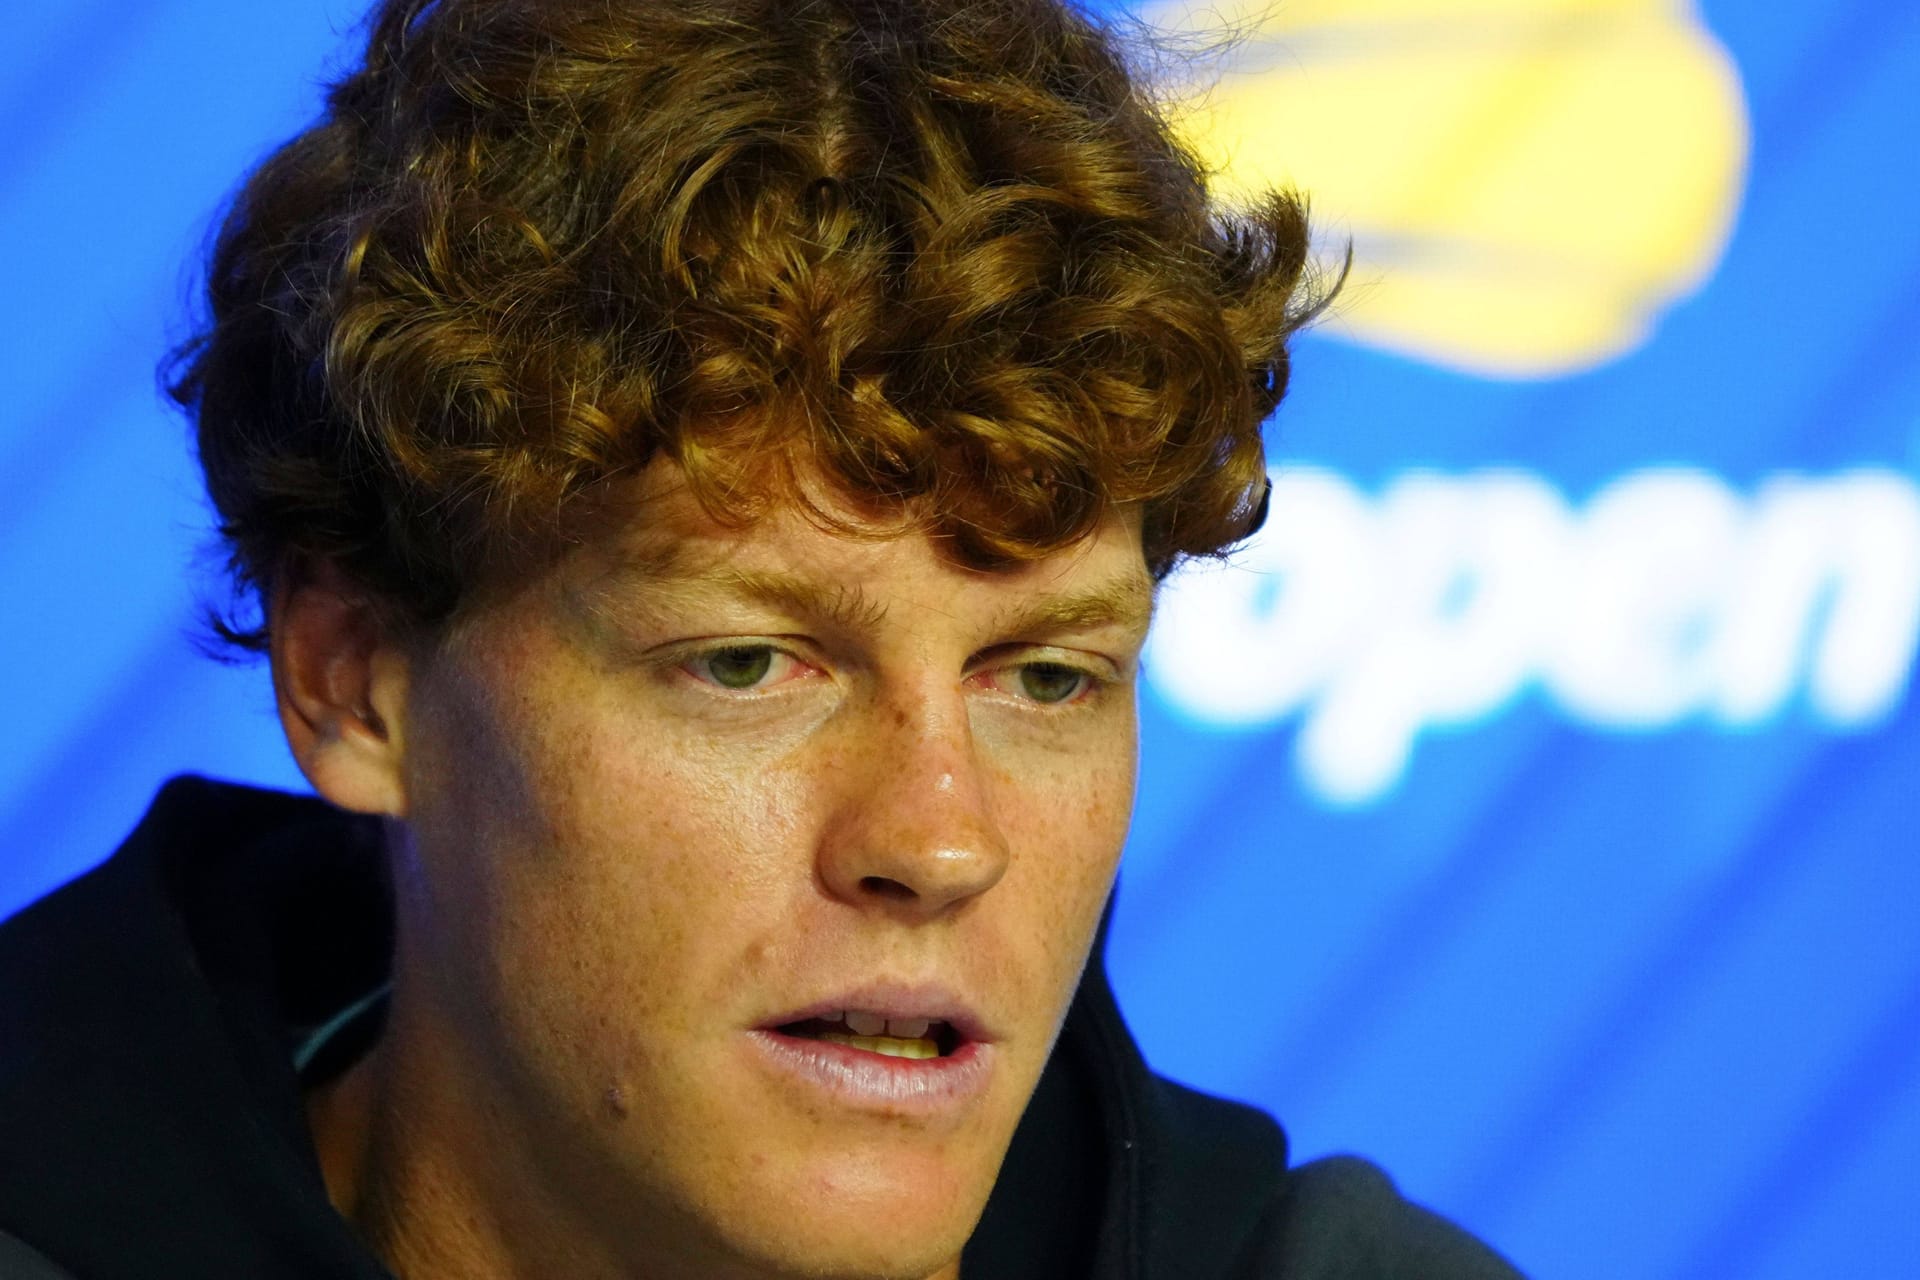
left=169, top=0, right=1330, bottom=646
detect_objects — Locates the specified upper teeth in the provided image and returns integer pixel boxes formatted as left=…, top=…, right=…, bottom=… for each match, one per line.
left=841, top=1011, right=933, bottom=1039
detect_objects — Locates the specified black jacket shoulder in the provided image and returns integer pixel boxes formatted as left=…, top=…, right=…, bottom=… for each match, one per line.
left=1237, top=1155, right=1525, bottom=1279
left=970, top=910, right=1526, bottom=1279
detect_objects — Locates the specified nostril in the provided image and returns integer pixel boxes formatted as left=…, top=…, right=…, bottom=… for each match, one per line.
left=859, top=875, right=917, bottom=900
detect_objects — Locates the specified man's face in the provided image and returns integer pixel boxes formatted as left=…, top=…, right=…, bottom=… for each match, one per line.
left=386, top=462, right=1150, bottom=1278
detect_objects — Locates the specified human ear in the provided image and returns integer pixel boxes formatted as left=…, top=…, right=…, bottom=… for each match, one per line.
left=270, top=561, right=412, bottom=817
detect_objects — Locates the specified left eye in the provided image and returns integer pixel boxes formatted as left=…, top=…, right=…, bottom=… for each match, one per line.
left=1007, top=661, right=1092, bottom=705
left=689, top=645, right=789, bottom=690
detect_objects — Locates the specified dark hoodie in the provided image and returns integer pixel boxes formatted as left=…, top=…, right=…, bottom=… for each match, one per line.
left=0, top=777, right=1522, bottom=1278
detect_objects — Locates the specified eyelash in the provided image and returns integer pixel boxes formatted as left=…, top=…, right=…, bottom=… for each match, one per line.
left=977, top=660, right=1106, bottom=707
left=672, top=642, right=1113, bottom=707
left=679, top=643, right=816, bottom=693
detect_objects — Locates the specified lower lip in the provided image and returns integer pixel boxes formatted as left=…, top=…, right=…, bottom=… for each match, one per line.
left=745, top=1031, right=994, bottom=1117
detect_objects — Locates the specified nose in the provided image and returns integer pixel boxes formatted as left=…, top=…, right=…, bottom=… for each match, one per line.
left=814, top=689, right=1011, bottom=919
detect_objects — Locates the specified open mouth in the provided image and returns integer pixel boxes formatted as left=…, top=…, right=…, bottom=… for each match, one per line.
left=775, top=1011, right=964, bottom=1060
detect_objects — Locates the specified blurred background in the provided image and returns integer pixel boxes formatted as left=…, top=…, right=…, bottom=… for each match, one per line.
left=1, top=1, right=1914, bottom=1276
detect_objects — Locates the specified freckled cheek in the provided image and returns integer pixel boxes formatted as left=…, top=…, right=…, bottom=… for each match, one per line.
left=440, top=730, right=809, bottom=1098
left=512, top=714, right=818, bottom=973
left=994, top=741, right=1137, bottom=998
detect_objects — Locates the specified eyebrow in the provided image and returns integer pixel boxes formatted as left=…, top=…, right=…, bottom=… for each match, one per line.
left=684, top=569, right=892, bottom=633
left=572, top=558, right=889, bottom=634
left=987, top=573, right=1156, bottom=641
left=579, top=535, right=1155, bottom=639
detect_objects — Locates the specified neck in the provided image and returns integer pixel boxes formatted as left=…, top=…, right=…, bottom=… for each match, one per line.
left=306, top=993, right=650, bottom=1280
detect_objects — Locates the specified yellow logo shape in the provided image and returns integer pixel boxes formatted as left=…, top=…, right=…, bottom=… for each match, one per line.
left=1165, top=0, right=1751, bottom=379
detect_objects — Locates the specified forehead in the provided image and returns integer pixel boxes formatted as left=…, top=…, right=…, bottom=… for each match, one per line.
left=563, top=463, right=1155, bottom=634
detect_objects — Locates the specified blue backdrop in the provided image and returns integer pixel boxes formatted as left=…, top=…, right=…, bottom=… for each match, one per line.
left=3, top=2, right=1915, bottom=1277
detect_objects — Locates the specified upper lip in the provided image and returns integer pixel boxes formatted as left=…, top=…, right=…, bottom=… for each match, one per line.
left=756, top=981, right=995, bottom=1043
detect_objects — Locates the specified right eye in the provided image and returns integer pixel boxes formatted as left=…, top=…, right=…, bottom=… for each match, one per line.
left=1010, top=661, right=1093, bottom=705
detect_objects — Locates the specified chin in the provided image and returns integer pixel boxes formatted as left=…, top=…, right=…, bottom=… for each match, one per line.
left=711, top=1209, right=974, bottom=1280
left=743, top=1235, right=965, bottom=1280
left=692, top=1139, right=991, bottom=1280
